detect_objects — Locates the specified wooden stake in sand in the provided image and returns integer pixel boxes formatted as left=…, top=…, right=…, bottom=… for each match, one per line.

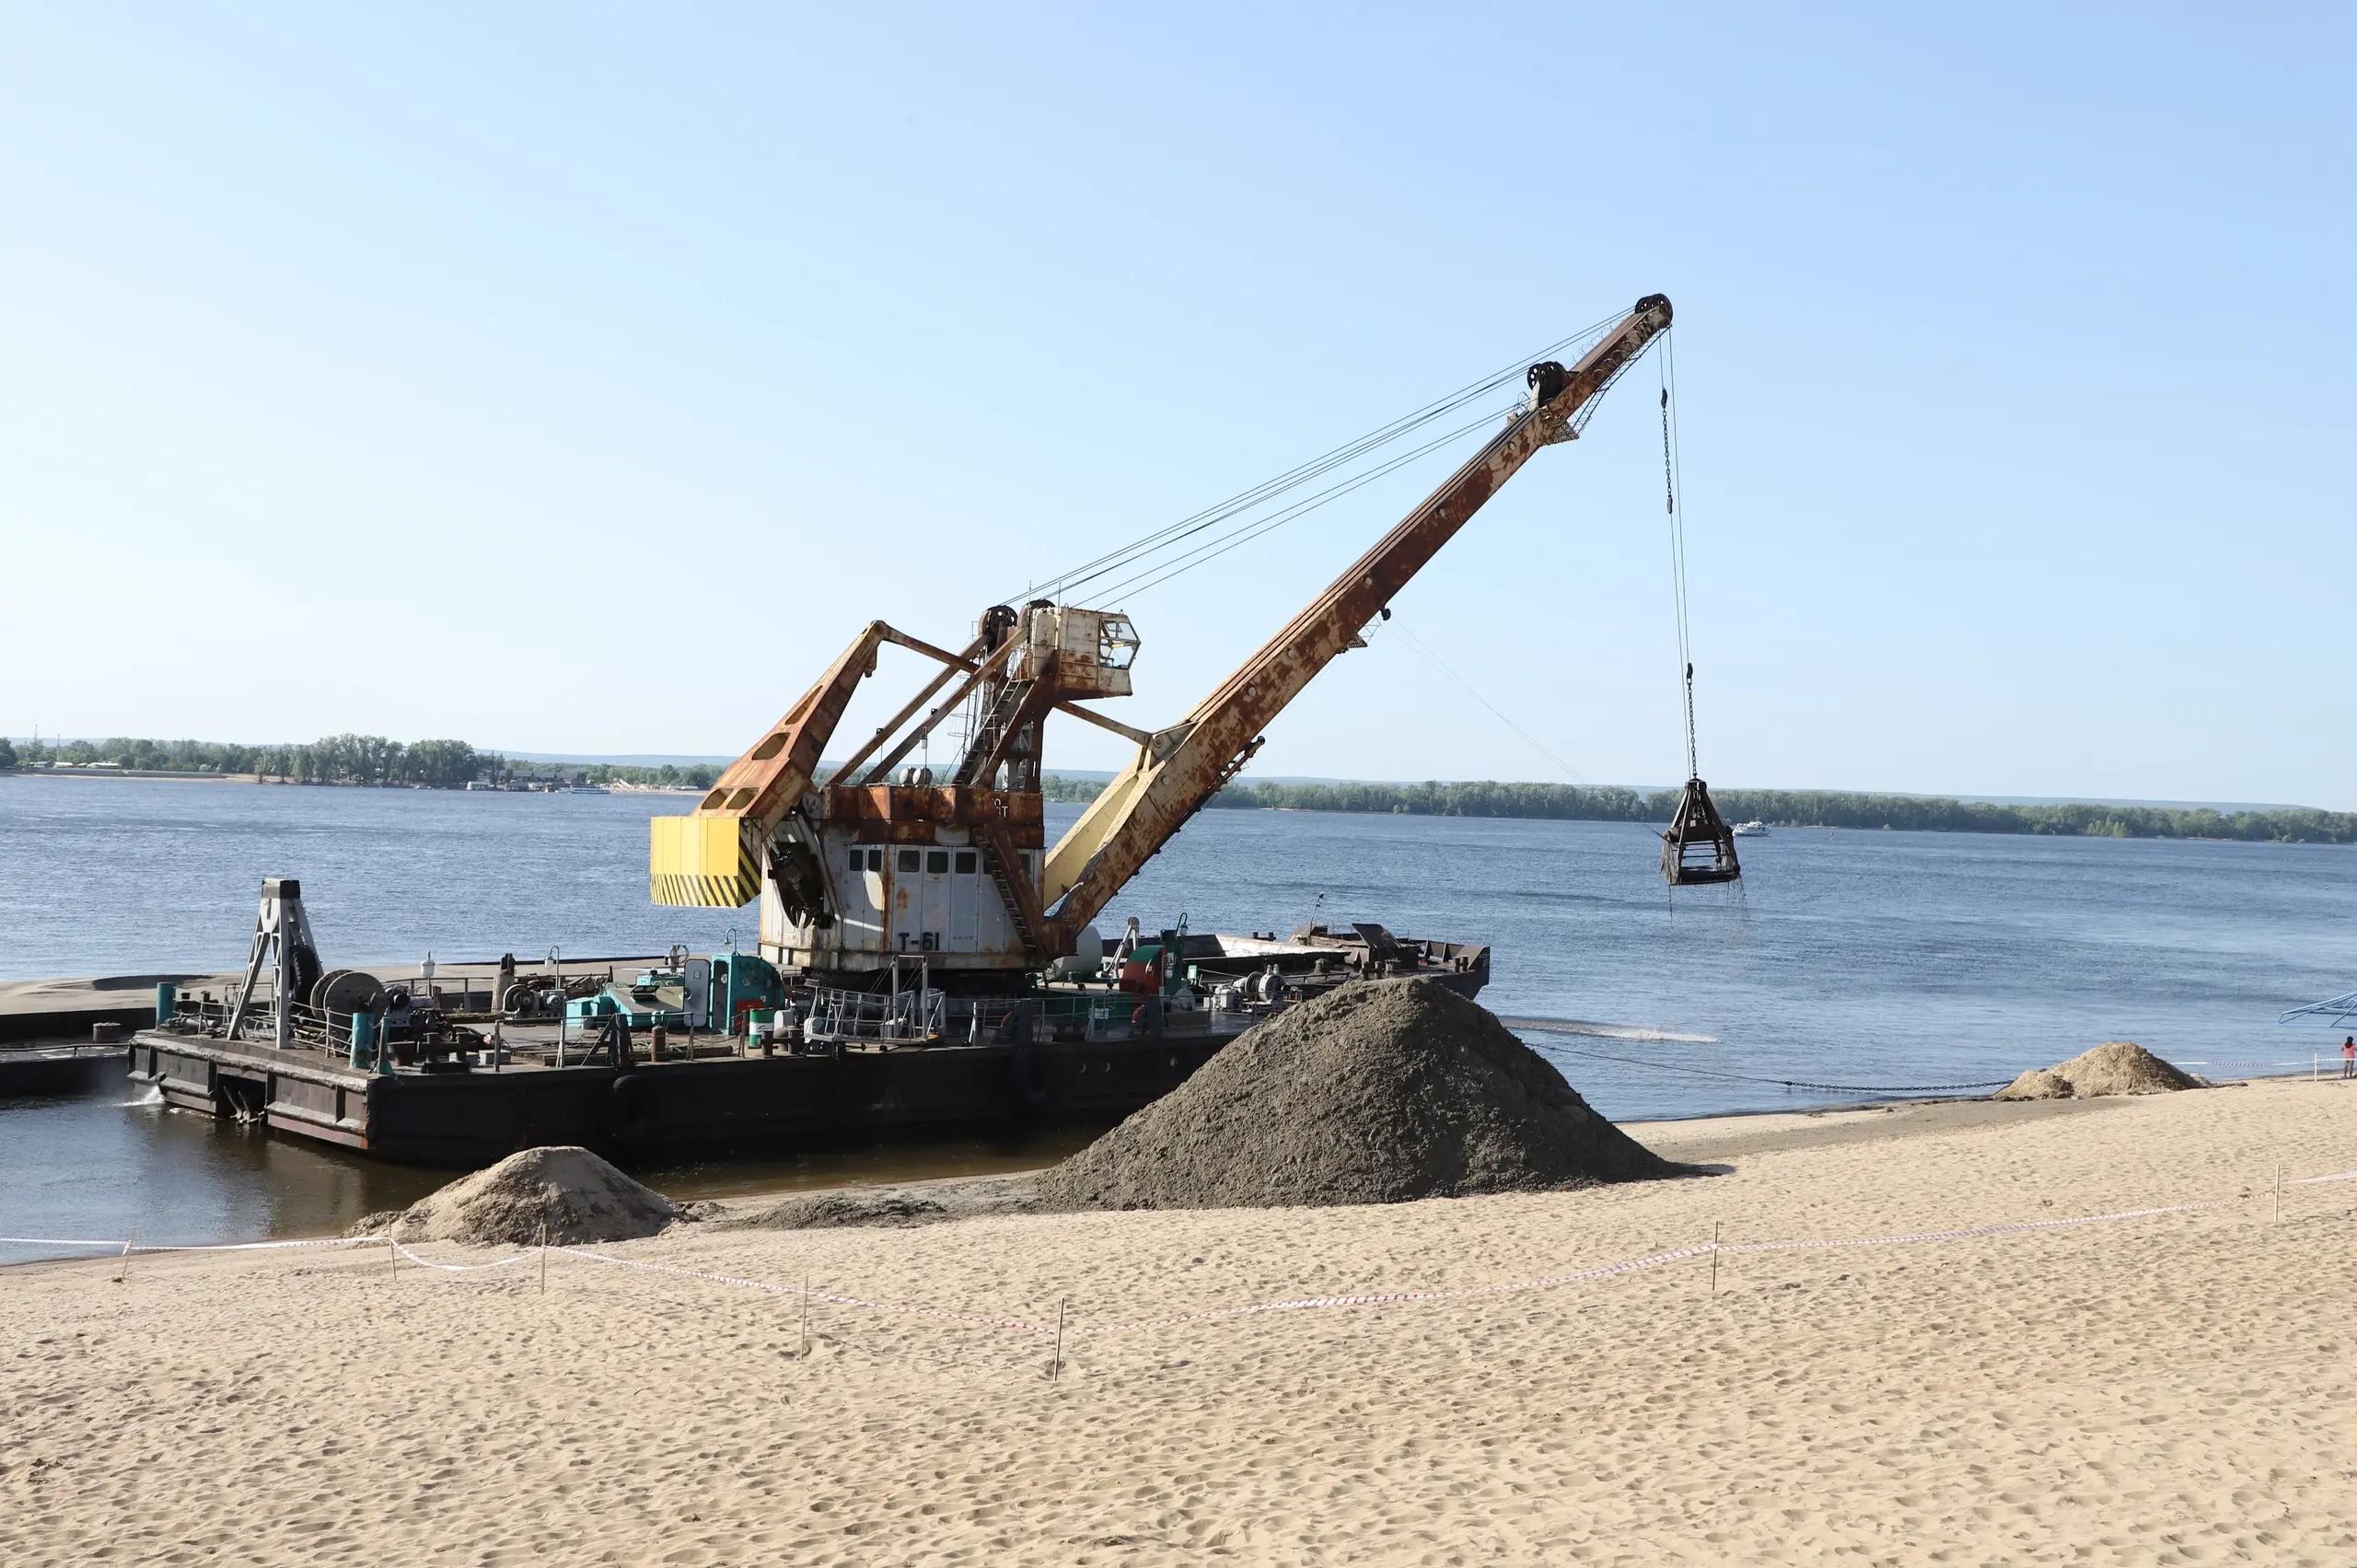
left=2274, top=1164, right=2282, bottom=1224
left=1051, top=1297, right=1067, bottom=1382
left=116, top=1227, right=136, bottom=1285
left=1710, top=1222, right=1722, bottom=1295
left=799, top=1272, right=810, bottom=1357
left=387, top=1232, right=397, bottom=1279
left=539, top=1224, right=549, bottom=1295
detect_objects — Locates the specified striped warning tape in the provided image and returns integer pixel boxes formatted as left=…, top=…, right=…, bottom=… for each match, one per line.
left=2181, top=1060, right=2333, bottom=1072
left=391, top=1241, right=534, bottom=1273
left=0, top=1234, right=380, bottom=1254
left=13, top=1165, right=2357, bottom=1345
left=1073, top=1244, right=1717, bottom=1338
left=557, top=1246, right=1053, bottom=1335
left=1719, top=1202, right=2214, bottom=1256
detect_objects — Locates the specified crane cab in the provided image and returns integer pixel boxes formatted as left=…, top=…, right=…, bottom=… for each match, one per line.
left=1010, top=605, right=1139, bottom=699
left=759, top=784, right=1052, bottom=981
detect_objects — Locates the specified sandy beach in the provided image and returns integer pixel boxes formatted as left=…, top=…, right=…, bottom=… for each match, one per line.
left=7, top=1077, right=2356, bottom=1565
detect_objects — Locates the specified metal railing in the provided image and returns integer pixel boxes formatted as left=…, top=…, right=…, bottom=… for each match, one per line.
left=807, top=985, right=948, bottom=1045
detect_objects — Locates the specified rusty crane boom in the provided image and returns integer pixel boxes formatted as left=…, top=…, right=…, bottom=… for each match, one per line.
left=652, top=294, right=1678, bottom=985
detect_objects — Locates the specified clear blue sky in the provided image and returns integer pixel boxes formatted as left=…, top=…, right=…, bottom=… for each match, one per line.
left=4, top=5, right=2349, bottom=805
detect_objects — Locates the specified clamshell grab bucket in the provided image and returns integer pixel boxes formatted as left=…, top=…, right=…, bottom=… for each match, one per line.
left=1660, top=776, right=1742, bottom=887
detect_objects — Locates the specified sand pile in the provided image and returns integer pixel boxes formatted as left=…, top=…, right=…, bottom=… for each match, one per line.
left=1037, top=978, right=1678, bottom=1212
left=382, top=1145, right=679, bottom=1246
left=1996, top=1041, right=2200, bottom=1101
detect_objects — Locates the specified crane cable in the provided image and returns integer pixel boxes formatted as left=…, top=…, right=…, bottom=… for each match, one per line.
left=1387, top=621, right=1600, bottom=789
left=1661, top=331, right=1700, bottom=780
left=1007, top=311, right=1630, bottom=607
left=1085, top=401, right=1516, bottom=606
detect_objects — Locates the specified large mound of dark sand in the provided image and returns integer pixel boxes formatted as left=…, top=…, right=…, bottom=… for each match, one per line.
left=383, top=1146, right=679, bottom=1246
left=1995, top=1040, right=2200, bottom=1101
left=1036, top=978, right=1680, bottom=1212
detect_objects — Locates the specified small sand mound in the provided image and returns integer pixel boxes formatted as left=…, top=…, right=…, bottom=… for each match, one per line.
left=1996, top=1041, right=2200, bottom=1101
left=1994, top=1067, right=2075, bottom=1101
left=1036, top=977, right=1679, bottom=1212
left=386, top=1145, right=678, bottom=1246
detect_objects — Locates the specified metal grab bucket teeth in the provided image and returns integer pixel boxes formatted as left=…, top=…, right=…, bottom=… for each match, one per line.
left=1660, top=776, right=1742, bottom=887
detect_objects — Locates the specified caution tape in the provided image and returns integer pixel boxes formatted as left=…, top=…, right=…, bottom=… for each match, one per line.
left=1722, top=1202, right=2213, bottom=1255
left=1526, top=1038, right=2011, bottom=1097
left=2181, top=1059, right=2327, bottom=1071
left=1074, top=1244, right=1717, bottom=1338
left=13, top=1162, right=2357, bottom=1351
left=557, top=1246, right=1054, bottom=1335
left=391, top=1241, right=534, bottom=1273
left=0, top=1234, right=380, bottom=1254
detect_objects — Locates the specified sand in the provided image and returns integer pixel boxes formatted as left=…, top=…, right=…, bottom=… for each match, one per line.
left=380, top=1145, right=679, bottom=1245
left=9, top=1079, right=2357, bottom=1564
left=1997, top=1040, right=2202, bottom=1100
left=1039, top=978, right=1677, bottom=1210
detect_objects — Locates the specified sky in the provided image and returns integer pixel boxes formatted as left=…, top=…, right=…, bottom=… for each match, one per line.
left=2, top=5, right=2350, bottom=806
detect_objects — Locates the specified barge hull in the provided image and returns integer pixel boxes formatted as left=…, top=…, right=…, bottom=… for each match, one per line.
left=131, top=1030, right=1237, bottom=1166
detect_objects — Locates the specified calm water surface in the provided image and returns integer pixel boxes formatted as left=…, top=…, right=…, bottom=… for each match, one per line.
left=4, top=775, right=2352, bottom=1258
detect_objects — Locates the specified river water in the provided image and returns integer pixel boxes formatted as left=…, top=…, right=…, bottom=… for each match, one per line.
left=4, top=775, right=2351, bottom=1258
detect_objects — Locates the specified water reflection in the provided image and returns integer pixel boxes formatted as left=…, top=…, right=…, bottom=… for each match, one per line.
left=0, top=1068, right=1105, bottom=1264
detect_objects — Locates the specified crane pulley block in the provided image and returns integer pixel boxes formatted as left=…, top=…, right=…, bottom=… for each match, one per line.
left=1660, top=777, right=1742, bottom=887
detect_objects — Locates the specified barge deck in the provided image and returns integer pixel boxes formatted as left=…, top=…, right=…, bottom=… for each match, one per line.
left=124, top=926, right=1489, bottom=1165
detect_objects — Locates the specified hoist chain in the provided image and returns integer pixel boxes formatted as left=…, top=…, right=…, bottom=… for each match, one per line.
left=1660, top=386, right=1676, bottom=517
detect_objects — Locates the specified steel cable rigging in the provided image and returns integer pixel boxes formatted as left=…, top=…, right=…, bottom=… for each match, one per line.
left=1007, top=311, right=1630, bottom=608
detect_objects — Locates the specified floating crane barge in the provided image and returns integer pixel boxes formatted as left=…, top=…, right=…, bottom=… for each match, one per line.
left=128, top=296, right=1676, bottom=1164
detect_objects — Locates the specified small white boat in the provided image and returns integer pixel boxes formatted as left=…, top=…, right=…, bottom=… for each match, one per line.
left=1732, top=819, right=1769, bottom=837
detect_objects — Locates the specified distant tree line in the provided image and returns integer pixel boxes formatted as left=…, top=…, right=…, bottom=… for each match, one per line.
left=2, top=735, right=719, bottom=791
left=569, top=761, right=722, bottom=790
left=1039, top=773, right=2357, bottom=845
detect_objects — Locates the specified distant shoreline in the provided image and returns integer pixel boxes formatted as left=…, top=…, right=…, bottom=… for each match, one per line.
left=5, top=767, right=259, bottom=784
left=0, top=769, right=698, bottom=795
left=8, top=765, right=2350, bottom=844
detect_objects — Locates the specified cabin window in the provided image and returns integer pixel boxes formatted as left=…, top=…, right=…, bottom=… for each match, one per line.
left=897, top=849, right=920, bottom=873
left=848, top=850, right=865, bottom=877
left=926, top=851, right=950, bottom=874
left=954, top=851, right=977, bottom=875
left=867, top=848, right=884, bottom=871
